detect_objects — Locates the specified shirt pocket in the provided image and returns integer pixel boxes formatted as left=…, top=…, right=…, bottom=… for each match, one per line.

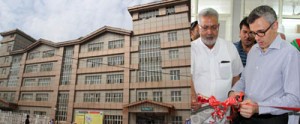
left=218, top=62, right=231, bottom=80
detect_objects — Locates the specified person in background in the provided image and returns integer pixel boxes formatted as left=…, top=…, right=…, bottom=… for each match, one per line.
left=234, top=17, right=256, bottom=67
left=49, top=119, right=54, bottom=124
left=25, top=115, right=30, bottom=124
left=191, top=8, right=243, bottom=123
left=230, top=5, right=300, bottom=124
left=190, top=21, right=200, bottom=41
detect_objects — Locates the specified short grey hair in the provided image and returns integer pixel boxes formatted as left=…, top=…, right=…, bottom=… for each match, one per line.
left=247, top=5, right=277, bottom=24
left=197, top=8, right=219, bottom=24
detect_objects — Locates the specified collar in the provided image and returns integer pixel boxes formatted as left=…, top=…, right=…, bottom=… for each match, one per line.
left=199, top=37, right=220, bottom=55
left=236, top=40, right=243, bottom=50
left=255, top=35, right=282, bottom=51
left=268, top=35, right=282, bottom=49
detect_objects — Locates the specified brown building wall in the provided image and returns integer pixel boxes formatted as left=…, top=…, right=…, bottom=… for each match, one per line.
left=0, top=0, right=190, bottom=123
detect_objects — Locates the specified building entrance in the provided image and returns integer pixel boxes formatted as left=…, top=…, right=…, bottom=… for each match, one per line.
left=136, top=114, right=165, bottom=124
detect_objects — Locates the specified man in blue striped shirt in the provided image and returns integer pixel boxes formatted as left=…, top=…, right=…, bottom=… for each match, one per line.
left=234, top=17, right=256, bottom=67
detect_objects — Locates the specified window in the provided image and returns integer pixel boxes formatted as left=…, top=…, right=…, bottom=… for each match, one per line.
left=139, top=9, right=159, bottom=19
left=153, top=91, right=162, bottom=102
left=40, top=63, right=53, bottom=72
left=28, top=52, right=40, bottom=60
left=172, top=116, right=182, bottom=124
left=25, top=65, right=38, bottom=73
left=105, top=93, right=123, bottom=102
left=168, top=32, right=177, bottom=42
left=36, top=93, right=48, bottom=101
left=138, top=34, right=162, bottom=82
left=62, top=65, right=72, bottom=72
left=104, top=115, right=122, bottom=124
left=170, top=70, right=180, bottom=80
left=12, top=56, right=21, bottom=63
left=171, top=91, right=181, bottom=102
left=108, top=39, right=124, bottom=49
left=34, top=111, right=46, bottom=116
left=3, top=93, right=8, bottom=100
left=106, top=74, right=124, bottom=84
left=85, top=75, right=101, bottom=85
left=139, top=34, right=161, bottom=50
left=38, top=78, right=51, bottom=86
left=88, top=42, right=104, bottom=51
left=107, top=55, right=124, bottom=66
left=10, top=67, right=19, bottom=75
left=57, top=93, right=69, bottom=121
left=166, top=6, right=175, bottom=15
left=10, top=93, right=15, bottom=102
left=1, top=68, right=6, bottom=74
left=21, top=93, right=33, bottom=101
left=0, top=80, right=7, bottom=87
left=4, top=57, right=9, bottom=63
left=60, top=46, right=73, bottom=85
left=169, top=49, right=179, bottom=59
left=86, top=58, right=102, bottom=67
left=7, top=46, right=12, bottom=52
left=23, top=78, right=35, bottom=87
left=139, top=51, right=161, bottom=62
left=42, top=50, right=55, bottom=58
left=18, top=110, right=30, bottom=115
left=138, top=92, right=148, bottom=101
left=83, top=93, right=101, bottom=102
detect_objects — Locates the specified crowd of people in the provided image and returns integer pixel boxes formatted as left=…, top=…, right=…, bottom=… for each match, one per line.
left=191, top=5, right=300, bottom=124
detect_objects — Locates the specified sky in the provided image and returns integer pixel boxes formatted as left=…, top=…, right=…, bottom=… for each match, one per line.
left=0, top=0, right=159, bottom=42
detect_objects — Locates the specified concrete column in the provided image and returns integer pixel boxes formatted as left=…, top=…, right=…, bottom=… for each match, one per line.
left=231, top=0, right=242, bottom=42
left=122, top=35, right=131, bottom=124
left=15, top=53, right=27, bottom=102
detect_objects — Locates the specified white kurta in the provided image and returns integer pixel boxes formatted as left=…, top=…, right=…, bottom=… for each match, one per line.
left=191, top=37, right=243, bottom=101
left=191, top=37, right=243, bottom=124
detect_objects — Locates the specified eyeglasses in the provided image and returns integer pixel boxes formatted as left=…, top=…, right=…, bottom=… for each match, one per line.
left=199, top=24, right=219, bottom=32
left=250, top=21, right=275, bottom=37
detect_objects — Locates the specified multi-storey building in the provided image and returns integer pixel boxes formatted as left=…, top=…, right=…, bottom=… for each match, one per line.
left=0, top=0, right=191, bottom=123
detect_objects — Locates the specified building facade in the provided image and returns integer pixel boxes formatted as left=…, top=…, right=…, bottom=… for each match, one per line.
left=0, top=0, right=191, bottom=123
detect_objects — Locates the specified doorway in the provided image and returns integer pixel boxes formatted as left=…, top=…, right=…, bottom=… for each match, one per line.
left=136, top=113, right=165, bottom=124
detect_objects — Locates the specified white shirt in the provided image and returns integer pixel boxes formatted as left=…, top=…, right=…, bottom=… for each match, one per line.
left=191, top=37, right=243, bottom=101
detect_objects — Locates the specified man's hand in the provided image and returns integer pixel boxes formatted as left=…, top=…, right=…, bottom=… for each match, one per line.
left=191, top=100, right=202, bottom=112
left=228, top=91, right=241, bottom=98
left=239, top=99, right=259, bottom=118
left=191, top=95, right=202, bottom=112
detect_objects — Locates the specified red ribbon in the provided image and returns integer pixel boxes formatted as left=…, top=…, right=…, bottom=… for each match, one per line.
left=197, top=92, right=300, bottom=123
left=264, top=106, right=300, bottom=111
left=197, top=92, right=244, bottom=122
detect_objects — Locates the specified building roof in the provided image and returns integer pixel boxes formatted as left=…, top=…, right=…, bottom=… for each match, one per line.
left=9, top=26, right=132, bottom=54
left=128, top=0, right=188, bottom=15
left=0, top=99, right=18, bottom=110
left=0, top=28, right=36, bottom=43
left=124, top=100, right=174, bottom=109
left=10, top=38, right=58, bottom=54
left=57, top=26, right=132, bottom=46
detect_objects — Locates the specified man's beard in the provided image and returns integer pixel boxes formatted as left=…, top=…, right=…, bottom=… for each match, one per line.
left=202, top=36, right=217, bottom=46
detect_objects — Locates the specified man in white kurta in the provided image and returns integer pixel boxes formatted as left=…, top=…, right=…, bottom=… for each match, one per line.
left=192, top=37, right=243, bottom=101
left=191, top=8, right=243, bottom=124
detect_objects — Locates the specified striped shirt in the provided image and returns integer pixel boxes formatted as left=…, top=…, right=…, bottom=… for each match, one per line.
left=234, top=41, right=247, bottom=67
